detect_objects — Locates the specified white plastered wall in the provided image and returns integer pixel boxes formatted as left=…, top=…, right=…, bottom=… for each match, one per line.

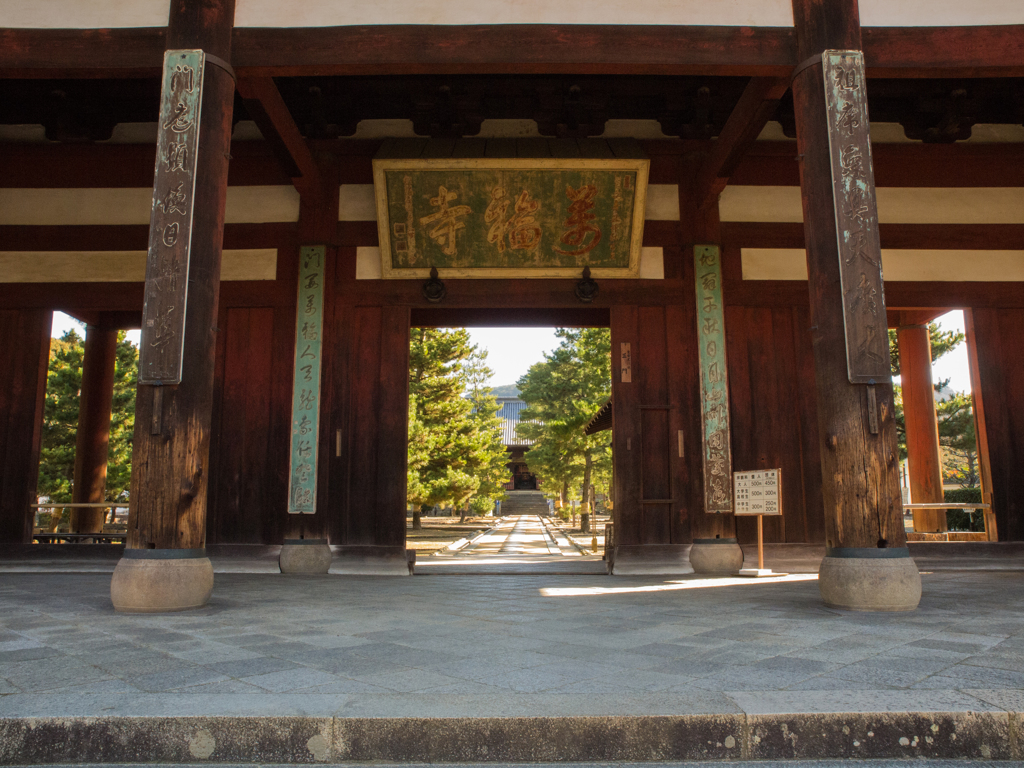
left=720, top=187, right=1024, bottom=225
left=6, top=0, right=1023, bottom=29
left=742, top=249, right=1024, bottom=282
left=0, top=249, right=277, bottom=282
left=0, top=187, right=300, bottom=226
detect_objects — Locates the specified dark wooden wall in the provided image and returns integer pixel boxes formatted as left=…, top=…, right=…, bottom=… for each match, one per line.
left=969, top=307, right=1024, bottom=542
left=0, top=309, right=52, bottom=543
left=610, top=293, right=702, bottom=547
left=326, top=249, right=410, bottom=549
left=725, top=304, right=825, bottom=544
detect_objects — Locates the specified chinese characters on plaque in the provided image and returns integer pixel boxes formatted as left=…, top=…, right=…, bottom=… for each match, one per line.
left=287, top=246, right=325, bottom=514
left=733, top=469, right=782, bottom=516
left=620, top=343, right=632, bottom=383
left=694, top=245, right=733, bottom=513
left=822, top=50, right=891, bottom=384
left=139, top=49, right=204, bottom=384
left=373, top=159, right=650, bottom=278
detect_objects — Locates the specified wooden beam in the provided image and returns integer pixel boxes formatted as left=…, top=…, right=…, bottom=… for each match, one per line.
left=732, top=142, right=1024, bottom=188
left=691, top=77, right=790, bottom=211
left=0, top=223, right=297, bottom=251
left=0, top=141, right=293, bottom=188
left=236, top=76, right=322, bottom=192
left=231, top=25, right=796, bottom=77
left=722, top=222, right=1024, bottom=251
left=862, top=24, right=1024, bottom=78
left=2, top=24, right=1021, bottom=79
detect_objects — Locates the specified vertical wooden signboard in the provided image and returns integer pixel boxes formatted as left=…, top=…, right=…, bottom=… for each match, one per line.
left=139, top=50, right=205, bottom=384
left=694, top=245, right=732, bottom=512
left=822, top=50, right=891, bottom=385
left=287, top=246, right=326, bottom=514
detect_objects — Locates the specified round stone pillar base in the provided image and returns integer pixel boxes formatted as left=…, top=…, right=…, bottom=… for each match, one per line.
left=280, top=539, right=332, bottom=574
left=819, top=548, right=922, bottom=611
left=689, top=538, right=744, bottom=574
left=110, top=549, right=213, bottom=613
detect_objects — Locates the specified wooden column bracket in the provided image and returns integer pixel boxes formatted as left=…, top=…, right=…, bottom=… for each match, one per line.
left=690, top=76, right=790, bottom=213
left=236, top=75, right=322, bottom=194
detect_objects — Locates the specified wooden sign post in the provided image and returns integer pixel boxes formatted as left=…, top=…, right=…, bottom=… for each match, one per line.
left=733, top=469, right=787, bottom=577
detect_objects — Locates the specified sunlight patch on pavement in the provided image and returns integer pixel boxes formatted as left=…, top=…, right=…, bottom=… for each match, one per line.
left=540, top=573, right=818, bottom=597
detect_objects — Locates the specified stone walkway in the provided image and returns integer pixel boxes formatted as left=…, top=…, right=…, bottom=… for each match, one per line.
left=0, top=561, right=1019, bottom=765
left=1, top=559, right=1023, bottom=762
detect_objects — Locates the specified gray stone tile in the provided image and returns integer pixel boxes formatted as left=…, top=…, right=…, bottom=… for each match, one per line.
left=131, top=666, right=230, bottom=692
left=209, top=657, right=302, bottom=679
left=351, top=667, right=470, bottom=693
left=0, top=646, right=61, bottom=662
left=242, top=667, right=345, bottom=692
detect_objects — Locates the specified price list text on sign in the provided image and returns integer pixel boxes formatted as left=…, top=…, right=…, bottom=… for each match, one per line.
left=733, top=469, right=782, bottom=516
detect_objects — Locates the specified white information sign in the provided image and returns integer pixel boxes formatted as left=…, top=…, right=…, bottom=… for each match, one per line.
left=733, top=469, right=782, bottom=516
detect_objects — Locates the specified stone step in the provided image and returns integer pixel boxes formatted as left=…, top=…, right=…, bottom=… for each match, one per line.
left=2, top=710, right=1014, bottom=763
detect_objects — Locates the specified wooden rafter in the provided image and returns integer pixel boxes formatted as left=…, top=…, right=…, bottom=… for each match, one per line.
left=236, top=76, right=321, bottom=193
left=690, top=76, right=790, bottom=212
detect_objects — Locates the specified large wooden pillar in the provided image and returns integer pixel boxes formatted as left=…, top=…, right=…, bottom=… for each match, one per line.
left=896, top=322, right=947, bottom=533
left=968, top=308, right=1024, bottom=542
left=0, top=310, right=51, bottom=544
left=71, top=321, right=119, bottom=534
left=110, top=0, right=236, bottom=611
left=791, top=0, right=920, bottom=609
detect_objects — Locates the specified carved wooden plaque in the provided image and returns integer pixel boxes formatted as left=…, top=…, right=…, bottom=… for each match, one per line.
left=619, top=342, right=632, bottom=383
left=139, top=49, right=205, bottom=384
left=373, top=158, right=649, bottom=278
left=694, top=245, right=733, bottom=513
left=822, top=50, right=891, bottom=384
left=733, top=469, right=782, bottom=516
left=287, top=246, right=326, bottom=514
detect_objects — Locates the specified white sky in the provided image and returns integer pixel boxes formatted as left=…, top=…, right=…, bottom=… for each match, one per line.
left=50, top=309, right=973, bottom=394
left=467, top=327, right=560, bottom=389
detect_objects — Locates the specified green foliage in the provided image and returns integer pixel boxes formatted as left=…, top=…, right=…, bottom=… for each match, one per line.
left=516, top=328, right=612, bottom=504
left=37, top=328, right=139, bottom=524
left=407, top=329, right=507, bottom=515
left=943, top=487, right=984, bottom=533
left=490, top=384, right=520, bottom=397
left=937, top=391, right=978, bottom=487
left=38, top=330, right=84, bottom=504
left=108, top=332, right=138, bottom=499
left=944, top=487, right=982, bottom=504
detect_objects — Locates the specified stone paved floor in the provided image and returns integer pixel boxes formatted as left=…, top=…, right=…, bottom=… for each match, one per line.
left=1, top=565, right=1023, bottom=718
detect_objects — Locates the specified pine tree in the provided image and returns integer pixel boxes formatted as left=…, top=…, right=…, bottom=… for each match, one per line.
left=407, top=329, right=507, bottom=523
left=517, top=328, right=612, bottom=513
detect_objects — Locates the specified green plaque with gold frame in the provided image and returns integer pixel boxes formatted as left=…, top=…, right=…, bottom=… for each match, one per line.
left=372, top=157, right=650, bottom=279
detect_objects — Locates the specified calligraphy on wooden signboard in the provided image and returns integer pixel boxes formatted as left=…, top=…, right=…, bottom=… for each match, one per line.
left=373, top=158, right=649, bottom=279
left=822, top=50, right=891, bottom=385
left=139, top=49, right=204, bottom=384
left=733, top=469, right=782, bottom=516
left=694, top=245, right=733, bottom=513
left=287, top=246, right=325, bottom=514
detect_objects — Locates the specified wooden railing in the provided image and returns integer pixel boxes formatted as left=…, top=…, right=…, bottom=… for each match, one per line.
left=31, top=502, right=128, bottom=543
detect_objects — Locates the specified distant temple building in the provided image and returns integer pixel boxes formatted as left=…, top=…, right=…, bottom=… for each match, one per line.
left=496, top=397, right=539, bottom=491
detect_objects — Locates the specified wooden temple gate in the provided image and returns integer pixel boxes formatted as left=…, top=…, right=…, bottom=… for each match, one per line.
left=1, top=0, right=1022, bottom=610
